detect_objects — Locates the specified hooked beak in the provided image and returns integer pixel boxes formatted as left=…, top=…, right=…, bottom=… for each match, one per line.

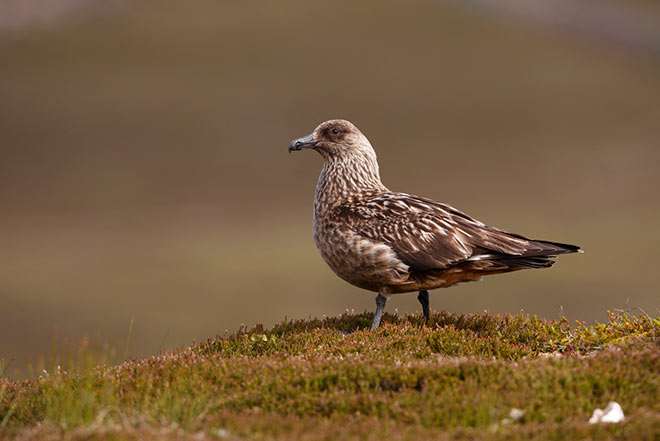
left=288, top=133, right=320, bottom=153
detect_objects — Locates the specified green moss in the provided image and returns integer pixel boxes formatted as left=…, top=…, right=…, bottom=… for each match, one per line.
left=1, top=310, right=658, bottom=440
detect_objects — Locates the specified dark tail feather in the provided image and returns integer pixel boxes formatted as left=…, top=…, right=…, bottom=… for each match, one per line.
left=501, top=230, right=582, bottom=257
left=489, top=240, right=580, bottom=270
left=527, top=240, right=582, bottom=257
left=491, top=255, right=556, bottom=269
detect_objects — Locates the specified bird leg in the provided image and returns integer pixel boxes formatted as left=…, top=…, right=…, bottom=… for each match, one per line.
left=371, top=293, right=388, bottom=330
left=418, top=290, right=430, bottom=323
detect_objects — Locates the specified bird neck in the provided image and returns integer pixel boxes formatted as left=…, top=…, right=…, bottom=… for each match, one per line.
left=314, top=152, right=387, bottom=214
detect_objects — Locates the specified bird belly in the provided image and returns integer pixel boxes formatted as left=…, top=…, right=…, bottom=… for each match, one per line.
left=313, top=226, right=413, bottom=292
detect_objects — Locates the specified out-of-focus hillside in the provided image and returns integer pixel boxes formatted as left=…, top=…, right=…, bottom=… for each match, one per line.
left=1, top=0, right=659, bottom=377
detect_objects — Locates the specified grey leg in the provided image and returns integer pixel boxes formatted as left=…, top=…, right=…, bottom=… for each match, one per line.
left=371, top=293, right=388, bottom=330
left=418, top=290, right=430, bottom=323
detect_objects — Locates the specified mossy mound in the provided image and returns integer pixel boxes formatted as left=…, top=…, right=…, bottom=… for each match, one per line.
left=1, top=310, right=658, bottom=440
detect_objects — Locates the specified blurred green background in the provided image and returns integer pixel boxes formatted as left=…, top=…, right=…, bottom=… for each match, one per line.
left=1, top=0, right=659, bottom=377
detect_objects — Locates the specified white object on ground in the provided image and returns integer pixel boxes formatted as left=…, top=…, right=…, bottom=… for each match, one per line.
left=508, top=408, right=525, bottom=421
left=500, top=408, right=526, bottom=427
left=589, top=401, right=625, bottom=424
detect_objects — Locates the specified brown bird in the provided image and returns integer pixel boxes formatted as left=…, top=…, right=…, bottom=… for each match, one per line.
left=288, top=119, right=581, bottom=329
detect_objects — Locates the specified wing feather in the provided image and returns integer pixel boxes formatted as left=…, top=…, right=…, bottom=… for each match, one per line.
left=334, top=192, right=573, bottom=272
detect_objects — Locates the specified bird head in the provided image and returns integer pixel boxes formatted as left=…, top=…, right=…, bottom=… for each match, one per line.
left=288, top=119, right=374, bottom=160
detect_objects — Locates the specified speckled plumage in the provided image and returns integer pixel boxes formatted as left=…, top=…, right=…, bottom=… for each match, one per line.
left=289, top=119, right=580, bottom=328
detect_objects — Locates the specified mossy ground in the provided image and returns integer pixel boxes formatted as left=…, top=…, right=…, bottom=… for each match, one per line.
left=1, top=310, right=658, bottom=440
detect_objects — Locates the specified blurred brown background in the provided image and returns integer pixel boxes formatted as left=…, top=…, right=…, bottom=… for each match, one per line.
left=1, top=0, right=659, bottom=377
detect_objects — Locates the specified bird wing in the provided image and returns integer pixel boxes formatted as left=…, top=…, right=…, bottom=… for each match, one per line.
left=335, top=192, right=540, bottom=271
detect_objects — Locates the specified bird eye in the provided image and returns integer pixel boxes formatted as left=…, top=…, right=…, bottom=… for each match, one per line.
left=331, top=128, right=339, bottom=135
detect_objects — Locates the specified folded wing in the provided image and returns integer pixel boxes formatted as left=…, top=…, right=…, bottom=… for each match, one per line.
left=336, top=192, right=580, bottom=272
